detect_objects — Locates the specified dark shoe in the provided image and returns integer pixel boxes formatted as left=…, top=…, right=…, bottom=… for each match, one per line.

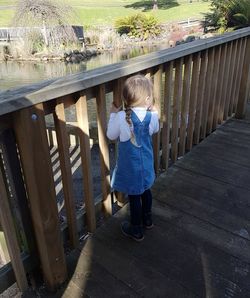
left=121, top=221, right=144, bottom=242
left=143, top=212, right=154, bottom=230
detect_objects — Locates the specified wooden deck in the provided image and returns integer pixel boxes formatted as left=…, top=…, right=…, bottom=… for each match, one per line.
left=25, top=114, right=250, bottom=298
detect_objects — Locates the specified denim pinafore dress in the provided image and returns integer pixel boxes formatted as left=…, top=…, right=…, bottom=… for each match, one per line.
left=111, top=110, right=155, bottom=195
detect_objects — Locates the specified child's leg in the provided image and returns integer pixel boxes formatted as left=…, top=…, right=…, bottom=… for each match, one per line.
left=121, top=194, right=144, bottom=241
left=129, top=194, right=142, bottom=226
left=141, top=189, right=153, bottom=228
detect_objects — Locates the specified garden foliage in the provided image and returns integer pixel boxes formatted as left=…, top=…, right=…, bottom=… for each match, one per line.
left=203, top=0, right=250, bottom=32
left=115, top=13, right=161, bottom=40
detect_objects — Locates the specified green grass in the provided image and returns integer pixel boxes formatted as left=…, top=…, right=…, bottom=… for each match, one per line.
left=0, top=0, right=211, bottom=27
left=0, top=10, right=14, bottom=26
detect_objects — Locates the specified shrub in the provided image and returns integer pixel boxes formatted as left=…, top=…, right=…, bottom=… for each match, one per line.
left=115, top=13, right=161, bottom=40
left=203, top=0, right=250, bottom=32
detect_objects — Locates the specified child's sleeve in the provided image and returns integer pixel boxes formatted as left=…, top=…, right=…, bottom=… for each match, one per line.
left=150, top=111, right=160, bottom=134
left=107, top=113, right=120, bottom=140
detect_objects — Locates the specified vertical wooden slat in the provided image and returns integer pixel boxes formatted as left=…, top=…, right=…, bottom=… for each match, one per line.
left=112, top=79, right=126, bottom=206
left=179, top=55, right=192, bottom=156
left=201, top=48, right=215, bottom=139
left=153, top=66, right=162, bottom=174
left=0, top=168, right=28, bottom=292
left=228, top=40, right=238, bottom=116
left=161, top=61, right=174, bottom=169
left=231, top=38, right=243, bottom=113
left=207, top=45, right=221, bottom=134
left=221, top=42, right=233, bottom=121
left=96, top=85, right=112, bottom=216
left=0, top=129, right=35, bottom=255
left=171, top=58, right=183, bottom=162
left=186, top=52, right=201, bottom=151
left=53, top=99, right=78, bottom=248
left=224, top=40, right=237, bottom=118
left=233, top=38, right=247, bottom=113
left=236, top=37, right=250, bottom=119
left=217, top=43, right=228, bottom=124
left=193, top=50, right=208, bottom=144
left=76, top=94, right=96, bottom=232
left=13, top=104, right=67, bottom=290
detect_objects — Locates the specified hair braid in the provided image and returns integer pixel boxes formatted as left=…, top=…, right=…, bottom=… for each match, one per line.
left=125, top=106, right=133, bottom=129
left=125, top=105, right=141, bottom=147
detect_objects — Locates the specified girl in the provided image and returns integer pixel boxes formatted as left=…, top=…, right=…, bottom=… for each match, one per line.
left=107, top=74, right=159, bottom=241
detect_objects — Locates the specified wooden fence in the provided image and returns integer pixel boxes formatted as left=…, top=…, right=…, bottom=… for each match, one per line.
left=0, top=27, right=250, bottom=294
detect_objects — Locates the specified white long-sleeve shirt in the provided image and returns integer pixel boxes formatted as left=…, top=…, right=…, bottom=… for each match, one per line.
left=107, top=107, right=159, bottom=141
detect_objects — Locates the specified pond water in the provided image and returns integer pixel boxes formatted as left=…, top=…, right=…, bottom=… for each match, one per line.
left=0, top=43, right=169, bottom=92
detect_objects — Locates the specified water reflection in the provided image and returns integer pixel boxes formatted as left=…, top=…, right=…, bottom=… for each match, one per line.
left=0, top=43, right=169, bottom=91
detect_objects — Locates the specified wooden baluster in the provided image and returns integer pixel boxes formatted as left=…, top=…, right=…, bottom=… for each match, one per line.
left=13, top=104, right=67, bottom=290
left=161, top=61, right=174, bottom=170
left=53, top=98, right=78, bottom=248
left=112, top=79, right=126, bottom=206
left=217, top=44, right=228, bottom=124
left=96, top=85, right=112, bottom=216
left=236, top=37, right=250, bottom=119
left=221, top=42, right=233, bottom=121
left=153, top=65, right=162, bottom=174
left=231, top=38, right=243, bottom=113
left=179, top=55, right=192, bottom=157
left=207, top=45, right=221, bottom=134
left=233, top=38, right=247, bottom=113
left=0, top=129, right=36, bottom=255
left=76, top=94, right=96, bottom=232
left=186, top=52, right=200, bottom=151
left=228, top=40, right=238, bottom=117
left=0, top=167, right=28, bottom=292
left=201, top=48, right=215, bottom=139
left=193, top=50, right=208, bottom=144
left=171, top=58, right=183, bottom=162
left=225, top=41, right=237, bottom=118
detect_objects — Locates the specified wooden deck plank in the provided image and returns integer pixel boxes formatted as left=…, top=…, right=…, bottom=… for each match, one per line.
left=154, top=166, right=250, bottom=221
left=175, top=146, right=250, bottom=190
left=153, top=171, right=250, bottom=241
left=90, top=204, right=250, bottom=297
left=64, top=246, right=139, bottom=298
left=92, top=211, right=199, bottom=297
left=50, top=115, right=250, bottom=297
left=82, top=236, right=195, bottom=298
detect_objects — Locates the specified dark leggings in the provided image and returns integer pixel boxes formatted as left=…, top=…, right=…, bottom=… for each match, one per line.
left=129, top=189, right=152, bottom=226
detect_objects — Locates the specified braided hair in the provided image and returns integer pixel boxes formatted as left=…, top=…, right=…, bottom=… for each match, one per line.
left=122, top=75, right=153, bottom=146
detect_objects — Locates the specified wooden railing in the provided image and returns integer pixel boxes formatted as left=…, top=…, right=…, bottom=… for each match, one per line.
left=0, top=27, right=249, bottom=294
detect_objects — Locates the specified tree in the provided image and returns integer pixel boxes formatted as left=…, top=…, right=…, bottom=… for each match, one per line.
left=153, top=0, right=158, bottom=10
left=13, top=0, right=76, bottom=47
left=203, top=0, right=250, bottom=32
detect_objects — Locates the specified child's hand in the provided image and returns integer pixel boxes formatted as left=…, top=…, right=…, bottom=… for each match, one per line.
left=110, top=102, right=122, bottom=113
left=148, top=104, right=158, bottom=113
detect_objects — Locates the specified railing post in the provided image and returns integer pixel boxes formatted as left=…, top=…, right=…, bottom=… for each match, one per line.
left=76, top=94, right=96, bottom=232
left=53, top=99, right=79, bottom=248
left=236, top=37, right=250, bottom=119
left=0, top=167, right=28, bottom=292
left=12, top=104, right=67, bottom=290
left=96, top=85, right=112, bottom=216
left=153, top=65, right=162, bottom=174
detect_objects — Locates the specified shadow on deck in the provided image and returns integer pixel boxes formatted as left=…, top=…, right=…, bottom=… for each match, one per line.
left=43, top=114, right=250, bottom=298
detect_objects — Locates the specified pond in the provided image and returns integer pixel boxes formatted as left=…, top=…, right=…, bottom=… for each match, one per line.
left=0, top=43, right=169, bottom=92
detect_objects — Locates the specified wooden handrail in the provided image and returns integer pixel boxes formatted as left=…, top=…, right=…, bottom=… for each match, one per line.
left=0, top=27, right=249, bottom=117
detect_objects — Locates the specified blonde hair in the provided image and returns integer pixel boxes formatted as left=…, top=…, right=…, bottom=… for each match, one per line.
left=122, top=74, right=153, bottom=146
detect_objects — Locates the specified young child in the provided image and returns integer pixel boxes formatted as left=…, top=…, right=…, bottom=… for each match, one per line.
left=107, top=74, right=159, bottom=241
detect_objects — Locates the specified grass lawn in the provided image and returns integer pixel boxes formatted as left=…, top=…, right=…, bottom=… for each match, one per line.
left=0, top=0, right=211, bottom=27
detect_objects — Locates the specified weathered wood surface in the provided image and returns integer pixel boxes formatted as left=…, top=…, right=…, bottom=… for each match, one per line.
left=40, top=115, right=250, bottom=298
left=0, top=28, right=249, bottom=117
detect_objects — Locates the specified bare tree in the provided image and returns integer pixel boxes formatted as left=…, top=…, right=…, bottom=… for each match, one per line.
left=13, top=0, right=76, bottom=47
left=153, top=0, right=158, bottom=10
